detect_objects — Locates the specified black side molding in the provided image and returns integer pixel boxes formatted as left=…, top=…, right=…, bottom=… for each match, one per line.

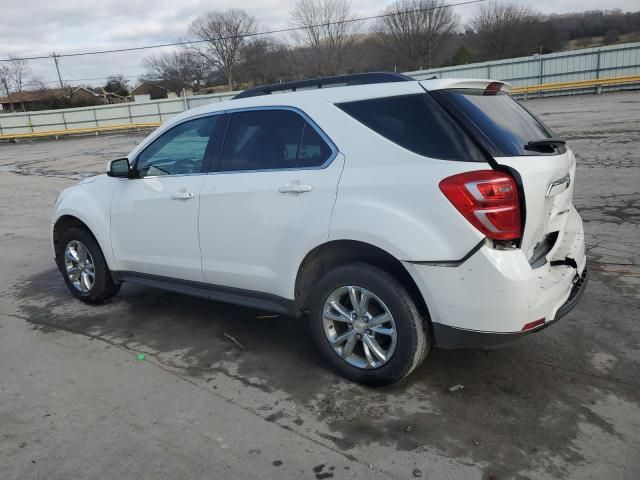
left=433, top=323, right=528, bottom=349
left=112, top=271, right=298, bottom=316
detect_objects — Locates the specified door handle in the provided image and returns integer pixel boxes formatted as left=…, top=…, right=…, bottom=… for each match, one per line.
left=278, top=183, right=312, bottom=194
left=171, top=191, right=196, bottom=200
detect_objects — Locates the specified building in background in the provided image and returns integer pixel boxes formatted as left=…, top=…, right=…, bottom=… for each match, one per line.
left=0, top=87, right=126, bottom=112
left=130, top=81, right=177, bottom=102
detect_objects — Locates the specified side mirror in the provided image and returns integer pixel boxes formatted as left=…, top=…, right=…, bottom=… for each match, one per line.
left=107, top=158, right=132, bottom=178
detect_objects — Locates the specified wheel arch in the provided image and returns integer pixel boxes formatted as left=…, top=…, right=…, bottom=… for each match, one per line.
left=294, top=240, right=431, bottom=329
left=52, top=214, right=115, bottom=270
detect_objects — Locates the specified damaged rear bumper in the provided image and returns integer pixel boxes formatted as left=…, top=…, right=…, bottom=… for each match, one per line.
left=432, top=266, right=589, bottom=348
left=404, top=206, right=587, bottom=348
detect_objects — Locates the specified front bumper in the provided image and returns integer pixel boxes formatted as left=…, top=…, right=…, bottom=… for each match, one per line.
left=404, top=206, right=587, bottom=348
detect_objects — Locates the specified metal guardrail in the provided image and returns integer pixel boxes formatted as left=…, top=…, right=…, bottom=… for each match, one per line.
left=511, top=74, right=640, bottom=94
left=0, top=91, right=238, bottom=139
left=0, top=122, right=161, bottom=140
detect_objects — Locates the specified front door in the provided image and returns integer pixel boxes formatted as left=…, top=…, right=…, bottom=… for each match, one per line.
left=110, top=115, right=224, bottom=281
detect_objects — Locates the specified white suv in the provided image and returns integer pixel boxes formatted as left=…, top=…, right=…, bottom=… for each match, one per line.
left=52, top=73, right=588, bottom=385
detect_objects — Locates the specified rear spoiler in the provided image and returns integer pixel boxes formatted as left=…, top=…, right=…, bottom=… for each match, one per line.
left=420, top=79, right=512, bottom=95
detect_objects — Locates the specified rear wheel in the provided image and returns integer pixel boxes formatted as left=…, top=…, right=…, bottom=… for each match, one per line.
left=55, top=227, right=120, bottom=304
left=309, top=263, right=429, bottom=385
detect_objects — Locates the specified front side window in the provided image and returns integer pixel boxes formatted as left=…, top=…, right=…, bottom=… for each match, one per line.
left=337, top=94, right=484, bottom=162
left=136, top=116, right=218, bottom=177
left=219, top=109, right=334, bottom=171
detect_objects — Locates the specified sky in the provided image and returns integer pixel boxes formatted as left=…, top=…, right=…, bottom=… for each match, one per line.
left=1, top=0, right=638, bottom=88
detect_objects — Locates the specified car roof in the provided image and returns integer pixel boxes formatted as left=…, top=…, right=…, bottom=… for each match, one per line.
left=164, top=78, right=510, bottom=128
left=129, top=77, right=510, bottom=160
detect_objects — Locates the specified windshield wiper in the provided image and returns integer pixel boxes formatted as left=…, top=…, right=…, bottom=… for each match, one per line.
left=524, top=138, right=566, bottom=152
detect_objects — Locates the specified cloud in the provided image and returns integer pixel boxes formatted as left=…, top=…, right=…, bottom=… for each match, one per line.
left=1, top=0, right=638, bottom=87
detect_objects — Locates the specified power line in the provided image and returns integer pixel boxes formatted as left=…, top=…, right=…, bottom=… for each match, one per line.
left=0, top=0, right=485, bottom=62
left=41, top=74, right=143, bottom=84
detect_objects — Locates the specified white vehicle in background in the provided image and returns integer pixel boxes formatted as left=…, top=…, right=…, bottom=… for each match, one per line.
left=51, top=73, right=588, bottom=385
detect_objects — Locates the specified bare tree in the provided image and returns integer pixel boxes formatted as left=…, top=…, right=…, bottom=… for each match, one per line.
left=471, top=1, right=553, bottom=59
left=0, top=55, right=31, bottom=111
left=0, top=64, right=10, bottom=100
left=6, top=55, right=29, bottom=94
left=290, top=0, right=359, bottom=76
left=142, top=50, right=207, bottom=94
left=104, top=75, right=130, bottom=97
left=188, top=9, right=257, bottom=91
left=375, top=0, right=459, bottom=70
left=236, top=38, right=294, bottom=86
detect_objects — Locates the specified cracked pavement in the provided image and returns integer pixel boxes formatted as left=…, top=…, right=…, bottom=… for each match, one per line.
left=1, top=92, right=639, bottom=479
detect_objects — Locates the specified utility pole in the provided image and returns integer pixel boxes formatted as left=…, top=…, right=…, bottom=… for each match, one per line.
left=52, top=52, right=64, bottom=89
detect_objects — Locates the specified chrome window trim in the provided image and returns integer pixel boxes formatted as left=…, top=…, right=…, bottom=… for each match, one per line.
left=209, top=105, right=339, bottom=175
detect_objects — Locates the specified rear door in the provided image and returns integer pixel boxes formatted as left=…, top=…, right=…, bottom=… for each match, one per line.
left=433, top=88, right=575, bottom=261
left=199, top=108, right=343, bottom=298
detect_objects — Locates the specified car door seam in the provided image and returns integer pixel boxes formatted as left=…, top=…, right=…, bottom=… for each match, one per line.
left=326, top=153, right=346, bottom=241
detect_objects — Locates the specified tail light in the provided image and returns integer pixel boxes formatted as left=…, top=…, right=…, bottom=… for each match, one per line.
left=439, top=170, right=522, bottom=241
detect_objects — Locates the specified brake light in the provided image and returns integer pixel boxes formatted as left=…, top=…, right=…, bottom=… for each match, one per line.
left=439, top=170, right=522, bottom=241
left=484, top=82, right=504, bottom=96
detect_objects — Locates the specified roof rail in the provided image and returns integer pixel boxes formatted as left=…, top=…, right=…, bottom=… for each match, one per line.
left=232, top=72, right=413, bottom=100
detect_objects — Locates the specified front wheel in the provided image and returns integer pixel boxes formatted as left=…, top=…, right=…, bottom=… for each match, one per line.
left=55, top=227, right=120, bottom=304
left=309, top=263, right=430, bottom=386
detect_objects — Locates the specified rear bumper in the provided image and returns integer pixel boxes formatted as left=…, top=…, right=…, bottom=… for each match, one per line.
left=432, top=266, right=589, bottom=348
left=404, top=206, right=587, bottom=347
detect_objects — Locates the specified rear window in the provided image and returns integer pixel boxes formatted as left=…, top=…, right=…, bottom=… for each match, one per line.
left=437, top=90, right=562, bottom=156
left=337, top=94, right=485, bottom=162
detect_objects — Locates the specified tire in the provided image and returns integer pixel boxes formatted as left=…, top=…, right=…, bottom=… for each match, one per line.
left=309, top=263, right=429, bottom=386
left=55, top=227, right=121, bottom=304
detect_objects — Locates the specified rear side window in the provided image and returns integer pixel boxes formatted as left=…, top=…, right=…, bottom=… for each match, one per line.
left=220, top=110, right=304, bottom=171
left=336, top=94, right=484, bottom=162
left=437, top=90, right=561, bottom=156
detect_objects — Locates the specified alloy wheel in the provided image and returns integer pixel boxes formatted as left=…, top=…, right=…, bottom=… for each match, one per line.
left=322, top=286, right=398, bottom=369
left=64, top=240, right=96, bottom=293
